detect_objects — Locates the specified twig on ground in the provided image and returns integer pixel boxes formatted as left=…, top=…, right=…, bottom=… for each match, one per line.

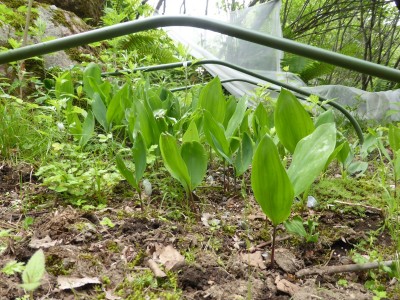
left=296, top=260, right=394, bottom=278
left=249, top=235, right=291, bottom=253
left=333, top=200, right=382, bottom=213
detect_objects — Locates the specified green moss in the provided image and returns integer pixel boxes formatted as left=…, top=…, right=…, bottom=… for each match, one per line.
left=311, top=177, right=386, bottom=208
left=51, top=8, right=70, bottom=29
left=1, top=0, right=26, bottom=9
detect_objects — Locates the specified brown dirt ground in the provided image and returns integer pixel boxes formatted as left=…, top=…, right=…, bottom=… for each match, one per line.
left=0, top=163, right=398, bottom=300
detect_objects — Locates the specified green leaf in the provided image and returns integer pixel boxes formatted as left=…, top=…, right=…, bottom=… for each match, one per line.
left=287, top=123, right=336, bottom=197
left=83, top=63, right=102, bottom=98
left=181, top=141, right=208, bottom=189
left=79, top=111, right=95, bottom=147
left=135, top=100, right=161, bottom=148
left=389, top=124, right=400, bottom=152
left=284, top=216, right=307, bottom=238
left=92, top=93, right=109, bottom=132
left=226, top=98, right=247, bottom=138
left=132, top=132, right=147, bottom=183
left=337, top=141, right=352, bottom=166
left=324, top=142, right=345, bottom=169
left=1, top=260, right=25, bottom=275
left=116, top=155, right=138, bottom=190
left=315, top=110, right=335, bottom=127
left=160, top=133, right=191, bottom=194
left=106, top=83, right=129, bottom=125
left=55, top=71, right=74, bottom=100
left=21, top=249, right=45, bottom=292
left=182, top=119, right=200, bottom=143
left=252, top=103, right=269, bottom=139
left=395, top=150, right=400, bottom=180
left=251, top=135, right=294, bottom=226
left=203, top=111, right=231, bottom=163
left=234, top=132, right=253, bottom=177
left=199, top=77, right=226, bottom=123
left=274, top=89, right=315, bottom=153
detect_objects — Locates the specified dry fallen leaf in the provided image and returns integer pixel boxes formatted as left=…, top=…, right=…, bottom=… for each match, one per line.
left=57, top=276, right=101, bottom=290
left=29, top=235, right=60, bottom=249
left=240, top=251, right=266, bottom=269
left=155, top=245, right=185, bottom=271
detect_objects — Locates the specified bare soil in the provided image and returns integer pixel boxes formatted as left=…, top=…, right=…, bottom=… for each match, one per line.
left=0, top=164, right=398, bottom=299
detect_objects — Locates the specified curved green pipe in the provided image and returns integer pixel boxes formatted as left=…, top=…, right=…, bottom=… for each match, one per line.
left=105, top=60, right=363, bottom=143
left=0, top=16, right=399, bottom=83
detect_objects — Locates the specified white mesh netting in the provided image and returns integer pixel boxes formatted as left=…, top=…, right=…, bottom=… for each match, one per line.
left=151, top=0, right=400, bottom=120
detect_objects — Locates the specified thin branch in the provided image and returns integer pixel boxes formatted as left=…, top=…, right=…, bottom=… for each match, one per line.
left=296, top=260, right=395, bottom=278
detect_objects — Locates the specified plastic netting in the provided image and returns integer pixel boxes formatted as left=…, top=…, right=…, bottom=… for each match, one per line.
left=151, top=0, right=400, bottom=120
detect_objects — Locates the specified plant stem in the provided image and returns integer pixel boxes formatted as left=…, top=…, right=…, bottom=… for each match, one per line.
left=270, top=224, right=277, bottom=268
left=19, top=0, right=34, bottom=99
left=138, top=190, right=143, bottom=211
left=223, top=160, right=226, bottom=192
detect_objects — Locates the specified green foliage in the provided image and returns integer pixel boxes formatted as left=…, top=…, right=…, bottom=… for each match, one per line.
left=116, top=132, right=147, bottom=208
left=0, top=97, right=59, bottom=162
left=20, top=249, right=45, bottom=292
left=282, top=55, right=335, bottom=84
left=160, top=132, right=208, bottom=199
left=36, top=142, right=121, bottom=205
left=251, top=134, right=294, bottom=226
left=284, top=216, right=319, bottom=243
left=234, top=132, right=253, bottom=177
left=199, top=77, right=226, bottom=124
left=274, top=89, right=315, bottom=153
left=1, top=260, right=25, bottom=276
left=287, top=123, right=336, bottom=197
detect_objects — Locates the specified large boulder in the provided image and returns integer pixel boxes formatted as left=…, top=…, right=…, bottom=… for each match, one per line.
left=0, top=0, right=95, bottom=69
left=35, top=0, right=105, bottom=26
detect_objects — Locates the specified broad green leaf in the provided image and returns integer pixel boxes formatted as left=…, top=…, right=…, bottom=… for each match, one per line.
left=394, top=150, right=400, bottom=180
left=223, top=97, right=237, bottom=128
left=83, top=63, right=102, bottom=98
left=147, top=90, right=163, bottom=111
left=284, top=216, right=307, bottom=238
left=324, top=142, right=345, bottom=169
left=226, top=98, right=247, bottom=138
left=182, top=120, right=200, bottom=143
left=347, top=161, right=368, bottom=176
left=315, top=109, right=335, bottom=127
left=132, top=132, right=147, bottom=182
left=203, top=111, right=231, bottom=163
left=251, top=135, right=294, bottom=226
left=287, top=123, right=336, bottom=197
left=199, top=77, right=226, bottom=123
left=92, top=93, right=109, bottom=132
left=337, top=141, right=352, bottom=165
left=106, top=83, right=129, bottom=125
left=21, top=249, right=45, bottom=292
left=389, top=124, right=400, bottom=152
left=274, top=89, right=315, bottom=153
left=55, top=71, right=74, bottom=100
left=79, top=111, right=94, bottom=147
left=135, top=101, right=156, bottom=148
left=160, top=133, right=191, bottom=194
left=116, top=155, right=138, bottom=190
left=234, top=132, right=253, bottom=177
left=181, top=141, right=208, bottom=189
left=252, top=103, right=269, bottom=138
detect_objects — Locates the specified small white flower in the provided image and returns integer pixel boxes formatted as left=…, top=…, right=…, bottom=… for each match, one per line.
left=56, top=122, right=65, bottom=131
left=195, top=67, right=204, bottom=75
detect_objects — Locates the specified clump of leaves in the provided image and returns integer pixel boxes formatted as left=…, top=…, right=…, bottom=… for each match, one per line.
left=284, top=216, right=319, bottom=243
